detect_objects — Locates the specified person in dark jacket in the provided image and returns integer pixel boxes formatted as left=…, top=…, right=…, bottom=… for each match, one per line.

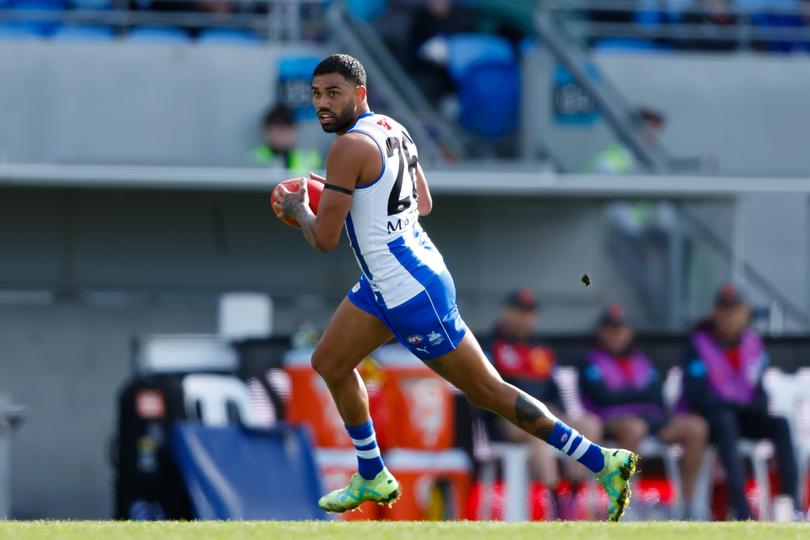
left=580, top=304, right=708, bottom=516
left=489, top=289, right=603, bottom=508
left=683, top=284, right=800, bottom=519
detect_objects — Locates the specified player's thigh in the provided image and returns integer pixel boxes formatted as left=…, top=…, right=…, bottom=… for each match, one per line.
left=311, top=297, right=394, bottom=377
left=424, top=332, right=506, bottom=405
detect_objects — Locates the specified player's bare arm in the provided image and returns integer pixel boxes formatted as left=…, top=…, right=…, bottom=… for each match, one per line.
left=274, top=133, right=379, bottom=252
left=415, top=162, right=432, bottom=216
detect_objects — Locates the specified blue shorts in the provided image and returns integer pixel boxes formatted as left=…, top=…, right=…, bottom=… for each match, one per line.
left=347, top=271, right=468, bottom=361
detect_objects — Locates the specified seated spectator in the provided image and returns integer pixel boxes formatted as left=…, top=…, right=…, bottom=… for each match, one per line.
left=250, top=103, right=322, bottom=176
left=579, top=304, right=708, bottom=518
left=683, top=284, right=802, bottom=520
left=487, top=289, right=603, bottom=519
left=406, top=0, right=475, bottom=112
left=587, top=107, right=664, bottom=175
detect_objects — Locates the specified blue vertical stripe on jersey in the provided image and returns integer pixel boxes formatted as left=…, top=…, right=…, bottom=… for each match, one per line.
left=346, top=129, right=386, bottom=189
left=345, top=213, right=374, bottom=280
left=386, top=231, right=440, bottom=288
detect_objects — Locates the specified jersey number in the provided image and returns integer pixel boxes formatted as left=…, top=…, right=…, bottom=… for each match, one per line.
left=385, top=136, right=418, bottom=216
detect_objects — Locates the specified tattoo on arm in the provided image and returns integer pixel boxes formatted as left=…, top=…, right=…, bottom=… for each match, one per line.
left=295, top=210, right=319, bottom=250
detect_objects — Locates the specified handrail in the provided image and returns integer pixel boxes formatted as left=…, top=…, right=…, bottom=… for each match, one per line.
left=676, top=203, right=810, bottom=328
left=338, top=9, right=469, bottom=160
left=534, top=8, right=673, bottom=173
left=326, top=4, right=442, bottom=164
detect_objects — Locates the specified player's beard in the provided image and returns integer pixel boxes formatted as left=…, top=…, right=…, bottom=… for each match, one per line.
left=318, top=102, right=357, bottom=134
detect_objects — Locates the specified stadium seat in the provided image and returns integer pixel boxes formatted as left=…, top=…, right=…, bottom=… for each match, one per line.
left=346, top=0, right=386, bottom=21
left=277, top=55, right=321, bottom=121
left=446, top=33, right=515, bottom=82
left=126, top=26, right=190, bottom=44
left=171, top=422, right=327, bottom=520
left=68, top=0, right=112, bottom=8
left=197, top=28, right=262, bottom=46
left=593, top=38, right=672, bottom=53
left=0, top=21, right=46, bottom=40
left=458, top=60, right=519, bottom=138
left=51, top=25, right=115, bottom=42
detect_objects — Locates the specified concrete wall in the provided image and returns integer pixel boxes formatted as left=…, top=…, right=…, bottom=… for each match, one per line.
left=523, top=48, right=810, bottom=176
left=0, top=41, right=330, bottom=166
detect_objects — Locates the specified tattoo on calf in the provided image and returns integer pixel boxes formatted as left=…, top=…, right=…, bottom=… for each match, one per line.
left=515, top=392, right=543, bottom=426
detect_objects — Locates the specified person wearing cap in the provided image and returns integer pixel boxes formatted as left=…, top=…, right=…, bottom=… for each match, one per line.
left=683, top=284, right=801, bottom=520
left=487, top=289, right=604, bottom=518
left=579, top=304, right=708, bottom=518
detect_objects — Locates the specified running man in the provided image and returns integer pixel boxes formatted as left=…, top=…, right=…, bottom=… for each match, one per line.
left=272, top=54, right=639, bottom=521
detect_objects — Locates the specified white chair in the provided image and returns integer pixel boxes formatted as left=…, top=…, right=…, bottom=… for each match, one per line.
left=556, top=366, right=688, bottom=518
left=763, top=367, right=810, bottom=513
left=182, top=373, right=266, bottom=428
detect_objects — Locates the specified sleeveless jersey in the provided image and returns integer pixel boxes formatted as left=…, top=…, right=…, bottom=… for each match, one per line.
left=344, top=112, right=448, bottom=309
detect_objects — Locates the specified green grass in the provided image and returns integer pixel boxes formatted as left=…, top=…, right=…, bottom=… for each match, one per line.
left=0, top=521, right=807, bottom=540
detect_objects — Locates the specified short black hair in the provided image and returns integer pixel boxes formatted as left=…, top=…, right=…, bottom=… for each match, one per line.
left=263, top=103, right=294, bottom=128
left=637, top=107, right=665, bottom=128
left=312, top=54, right=367, bottom=87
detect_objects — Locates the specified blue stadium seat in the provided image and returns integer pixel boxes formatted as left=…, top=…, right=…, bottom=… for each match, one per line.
left=126, top=26, right=190, bottom=44
left=68, top=0, right=112, bottom=8
left=458, top=60, right=519, bottom=138
left=171, top=422, right=327, bottom=520
left=197, top=28, right=262, bottom=46
left=593, top=38, right=672, bottom=53
left=0, top=21, right=49, bottom=40
left=277, top=55, right=320, bottom=121
left=52, top=24, right=115, bottom=42
left=346, top=0, right=387, bottom=21
left=446, top=33, right=514, bottom=82
left=4, top=0, right=65, bottom=36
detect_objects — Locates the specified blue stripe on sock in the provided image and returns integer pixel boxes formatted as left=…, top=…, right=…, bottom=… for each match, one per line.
left=345, top=420, right=385, bottom=480
left=579, top=443, right=605, bottom=473
left=567, top=435, right=584, bottom=456
left=546, top=420, right=573, bottom=450
left=346, top=421, right=374, bottom=440
left=355, top=441, right=377, bottom=451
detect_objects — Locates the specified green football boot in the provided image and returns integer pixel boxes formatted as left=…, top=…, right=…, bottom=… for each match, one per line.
left=596, top=448, right=640, bottom=522
left=318, top=468, right=401, bottom=513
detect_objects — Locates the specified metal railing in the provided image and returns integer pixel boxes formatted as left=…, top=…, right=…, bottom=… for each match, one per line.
left=546, top=0, right=810, bottom=49
left=0, top=0, right=329, bottom=41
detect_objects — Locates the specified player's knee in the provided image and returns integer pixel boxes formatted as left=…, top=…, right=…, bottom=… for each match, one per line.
left=310, top=347, right=345, bottom=381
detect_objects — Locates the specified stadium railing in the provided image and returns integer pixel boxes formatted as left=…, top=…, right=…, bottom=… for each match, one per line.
left=0, top=0, right=328, bottom=42
left=544, top=0, right=810, bottom=52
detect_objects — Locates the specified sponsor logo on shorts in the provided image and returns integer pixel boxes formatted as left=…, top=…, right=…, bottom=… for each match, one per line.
left=415, top=346, right=429, bottom=355
left=407, top=335, right=423, bottom=345
left=351, top=282, right=361, bottom=293
left=427, top=331, right=444, bottom=346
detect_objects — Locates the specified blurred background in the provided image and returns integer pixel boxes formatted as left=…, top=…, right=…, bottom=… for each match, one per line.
left=0, top=0, right=809, bottom=523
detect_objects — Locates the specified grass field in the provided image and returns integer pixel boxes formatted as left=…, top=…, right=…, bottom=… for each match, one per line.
left=0, top=521, right=807, bottom=540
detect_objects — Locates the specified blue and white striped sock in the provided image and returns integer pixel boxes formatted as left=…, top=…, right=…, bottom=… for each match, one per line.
left=346, top=420, right=385, bottom=480
left=546, top=420, right=605, bottom=474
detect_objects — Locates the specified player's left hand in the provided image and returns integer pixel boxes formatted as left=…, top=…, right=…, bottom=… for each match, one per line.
left=272, top=177, right=309, bottom=220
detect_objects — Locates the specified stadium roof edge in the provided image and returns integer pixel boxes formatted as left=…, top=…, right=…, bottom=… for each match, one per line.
left=1, top=163, right=809, bottom=197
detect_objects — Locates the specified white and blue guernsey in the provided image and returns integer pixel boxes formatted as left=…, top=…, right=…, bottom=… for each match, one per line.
left=344, top=112, right=467, bottom=360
